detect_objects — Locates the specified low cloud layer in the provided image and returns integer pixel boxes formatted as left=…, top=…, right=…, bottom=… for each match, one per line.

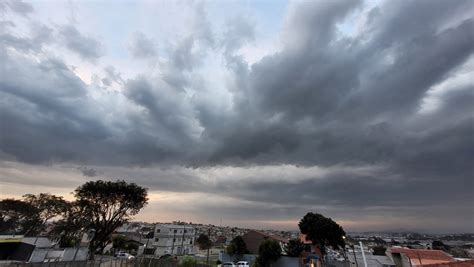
left=0, top=0, right=473, bottom=232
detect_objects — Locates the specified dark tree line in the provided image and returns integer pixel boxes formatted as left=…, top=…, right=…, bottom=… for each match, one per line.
left=0, top=180, right=148, bottom=259
left=0, top=193, right=69, bottom=236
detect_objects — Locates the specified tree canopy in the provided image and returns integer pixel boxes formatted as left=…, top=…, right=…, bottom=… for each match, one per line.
left=196, top=233, right=213, bottom=250
left=23, top=193, right=70, bottom=234
left=73, top=180, right=148, bottom=256
left=298, top=212, right=346, bottom=254
left=285, top=238, right=305, bottom=257
left=0, top=193, right=69, bottom=236
left=0, top=199, right=39, bottom=236
left=226, top=236, right=248, bottom=260
left=257, top=239, right=282, bottom=267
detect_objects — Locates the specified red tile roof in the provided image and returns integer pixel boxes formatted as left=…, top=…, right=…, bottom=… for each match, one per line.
left=389, top=248, right=455, bottom=264
left=421, top=260, right=474, bottom=267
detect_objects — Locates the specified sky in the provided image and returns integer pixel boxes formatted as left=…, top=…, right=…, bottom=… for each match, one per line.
left=0, top=0, right=473, bottom=233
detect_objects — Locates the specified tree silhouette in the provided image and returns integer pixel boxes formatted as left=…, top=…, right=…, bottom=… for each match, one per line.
left=298, top=212, right=346, bottom=255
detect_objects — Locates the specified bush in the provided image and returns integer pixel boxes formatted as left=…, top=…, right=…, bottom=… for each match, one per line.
left=180, top=255, right=197, bottom=267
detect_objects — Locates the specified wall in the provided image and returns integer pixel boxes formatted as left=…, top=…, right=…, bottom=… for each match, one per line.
left=61, top=247, right=89, bottom=261
left=273, top=256, right=301, bottom=267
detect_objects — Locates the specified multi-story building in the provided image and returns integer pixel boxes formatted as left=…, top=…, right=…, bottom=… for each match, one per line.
left=152, top=224, right=196, bottom=256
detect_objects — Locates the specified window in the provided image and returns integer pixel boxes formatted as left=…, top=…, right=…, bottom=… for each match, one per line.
left=156, top=229, right=161, bottom=233
left=174, top=230, right=177, bottom=233
left=184, top=230, right=187, bottom=233
left=155, top=238, right=159, bottom=242
left=190, top=240, right=193, bottom=244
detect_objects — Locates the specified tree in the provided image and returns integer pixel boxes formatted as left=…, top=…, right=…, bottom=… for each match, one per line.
left=22, top=193, right=70, bottom=234
left=227, top=236, right=248, bottom=260
left=50, top=202, right=89, bottom=247
left=1, top=194, right=69, bottom=236
left=196, top=233, right=213, bottom=263
left=298, top=212, right=346, bottom=255
left=196, top=233, right=212, bottom=250
left=73, top=180, right=148, bottom=257
left=285, top=238, right=305, bottom=257
left=257, top=239, right=281, bottom=267
left=0, top=199, right=40, bottom=236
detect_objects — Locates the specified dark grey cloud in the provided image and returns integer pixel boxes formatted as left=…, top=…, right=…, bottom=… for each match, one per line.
left=101, top=65, right=124, bottom=86
left=58, top=25, right=103, bottom=60
left=0, top=22, right=52, bottom=52
left=0, top=0, right=473, bottom=231
left=128, top=31, right=157, bottom=59
left=0, top=0, right=33, bottom=16
left=77, top=166, right=98, bottom=177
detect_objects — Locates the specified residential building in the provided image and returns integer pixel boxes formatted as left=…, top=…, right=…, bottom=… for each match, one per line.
left=152, top=224, right=195, bottom=256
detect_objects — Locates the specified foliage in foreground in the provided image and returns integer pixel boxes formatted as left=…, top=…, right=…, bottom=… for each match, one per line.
left=180, top=255, right=198, bottom=267
left=0, top=180, right=148, bottom=260
left=285, top=238, right=305, bottom=257
left=256, top=239, right=281, bottom=267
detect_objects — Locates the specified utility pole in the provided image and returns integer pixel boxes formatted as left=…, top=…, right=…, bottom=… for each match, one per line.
left=180, top=225, right=185, bottom=255
left=171, top=229, right=176, bottom=255
left=206, top=228, right=211, bottom=264
left=351, top=245, right=358, bottom=267
left=359, top=242, right=368, bottom=267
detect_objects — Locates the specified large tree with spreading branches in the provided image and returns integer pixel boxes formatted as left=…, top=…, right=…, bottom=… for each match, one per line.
left=72, top=180, right=148, bottom=257
left=298, top=212, right=346, bottom=255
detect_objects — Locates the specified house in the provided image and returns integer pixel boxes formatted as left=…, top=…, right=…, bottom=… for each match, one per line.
left=152, top=224, right=196, bottom=256
left=242, top=230, right=288, bottom=255
left=387, top=248, right=455, bottom=267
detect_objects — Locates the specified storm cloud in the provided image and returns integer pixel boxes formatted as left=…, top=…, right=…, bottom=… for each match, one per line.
left=0, top=0, right=473, bottom=232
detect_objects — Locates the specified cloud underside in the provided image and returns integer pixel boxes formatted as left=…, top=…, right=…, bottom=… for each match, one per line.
left=0, top=0, right=473, bottom=231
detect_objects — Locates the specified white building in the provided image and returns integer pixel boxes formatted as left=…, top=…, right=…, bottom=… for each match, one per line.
left=152, top=224, right=196, bottom=256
